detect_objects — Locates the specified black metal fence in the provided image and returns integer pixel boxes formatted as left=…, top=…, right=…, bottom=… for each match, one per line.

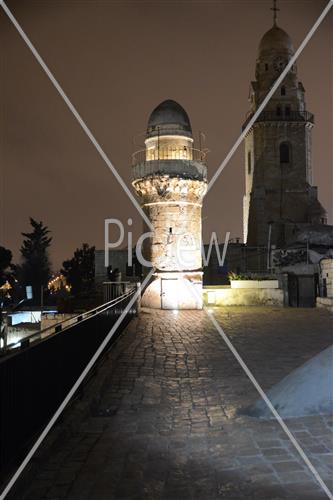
left=0, top=290, right=137, bottom=481
left=103, top=281, right=135, bottom=302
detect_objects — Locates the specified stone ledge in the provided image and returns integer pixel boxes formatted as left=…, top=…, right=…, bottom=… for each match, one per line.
left=132, top=159, right=207, bottom=182
left=204, top=286, right=284, bottom=306
left=316, top=296, right=333, bottom=313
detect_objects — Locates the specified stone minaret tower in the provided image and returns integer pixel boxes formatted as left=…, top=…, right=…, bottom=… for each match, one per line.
left=243, top=6, right=327, bottom=248
left=132, top=100, right=207, bottom=309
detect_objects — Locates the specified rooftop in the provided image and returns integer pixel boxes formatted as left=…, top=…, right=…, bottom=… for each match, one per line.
left=258, top=25, right=294, bottom=56
left=147, top=99, right=193, bottom=138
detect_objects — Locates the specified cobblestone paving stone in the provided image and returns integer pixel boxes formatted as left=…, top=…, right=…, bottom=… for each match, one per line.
left=10, top=307, right=333, bottom=500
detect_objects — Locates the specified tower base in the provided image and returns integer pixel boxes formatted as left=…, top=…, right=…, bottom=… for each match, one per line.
left=141, top=272, right=203, bottom=310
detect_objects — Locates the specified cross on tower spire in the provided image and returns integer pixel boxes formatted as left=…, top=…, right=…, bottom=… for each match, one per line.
left=271, top=0, right=280, bottom=26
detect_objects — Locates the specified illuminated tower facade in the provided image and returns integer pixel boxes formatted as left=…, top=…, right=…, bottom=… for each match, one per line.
left=243, top=8, right=327, bottom=248
left=132, top=100, right=207, bottom=309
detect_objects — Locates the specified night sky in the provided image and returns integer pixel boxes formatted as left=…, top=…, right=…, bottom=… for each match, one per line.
left=0, top=0, right=332, bottom=270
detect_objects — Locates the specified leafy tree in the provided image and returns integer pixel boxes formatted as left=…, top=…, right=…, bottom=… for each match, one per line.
left=19, top=218, right=52, bottom=300
left=0, top=246, right=12, bottom=286
left=62, top=243, right=95, bottom=297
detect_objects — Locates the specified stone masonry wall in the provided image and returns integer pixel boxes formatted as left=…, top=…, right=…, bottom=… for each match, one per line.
left=320, top=258, right=333, bottom=297
left=133, top=176, right=206, bottom=271
left=203, top=286, right=284, bottom=306
left=245, top=122, right=316, bottom=247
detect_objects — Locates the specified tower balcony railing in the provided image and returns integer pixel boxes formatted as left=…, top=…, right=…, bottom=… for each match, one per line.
left=132, top=146, right=207, bottom=166
left=132, top=146, right=207, bottom=182
left=242, top=110, right=314, bottom=129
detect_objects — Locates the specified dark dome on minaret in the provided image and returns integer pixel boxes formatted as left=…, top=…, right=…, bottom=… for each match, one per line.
left=147, top=100, right=192, bottom=138
left=258, top=25, right=294, bottom=56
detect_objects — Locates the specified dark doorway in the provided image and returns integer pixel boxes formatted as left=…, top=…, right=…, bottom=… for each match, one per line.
left=288, top=274, right=316, bottom=307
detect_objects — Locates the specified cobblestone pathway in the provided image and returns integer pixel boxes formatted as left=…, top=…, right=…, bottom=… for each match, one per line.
left=10, top=307, right=333, bottom=500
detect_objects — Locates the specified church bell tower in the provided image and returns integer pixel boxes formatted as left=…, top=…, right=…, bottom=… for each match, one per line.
left=243, top=2, right=327, bottom=248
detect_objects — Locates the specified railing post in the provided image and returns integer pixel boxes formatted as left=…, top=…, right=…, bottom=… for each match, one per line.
left=136, top=282, right=141, bottom=316
left=20, top=338, right=30, bottom=349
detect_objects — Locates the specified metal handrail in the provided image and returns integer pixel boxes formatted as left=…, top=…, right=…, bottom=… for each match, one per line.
left=132, top=146, right=207, bottom=166
left=3, top=288, right=136, bottom=353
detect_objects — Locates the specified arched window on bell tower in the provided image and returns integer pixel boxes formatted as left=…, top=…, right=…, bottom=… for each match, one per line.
left=280, top=142, right=291, bottom=163
left=247, top=151, right=252, bottom=174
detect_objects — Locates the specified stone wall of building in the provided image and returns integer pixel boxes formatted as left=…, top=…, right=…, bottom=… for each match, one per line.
left=317, top=297, right=333, bottom=313
left=317, top=258, right=333, bottom=312
left=320, top=258, right=333, bottom=297
left=141, top=274, right=203, bottom=309
left=133, top=175, right=206, bottom=272
left=245, top=122, right=318, bottom=248
left=203, top=285, right=284, bottom=307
